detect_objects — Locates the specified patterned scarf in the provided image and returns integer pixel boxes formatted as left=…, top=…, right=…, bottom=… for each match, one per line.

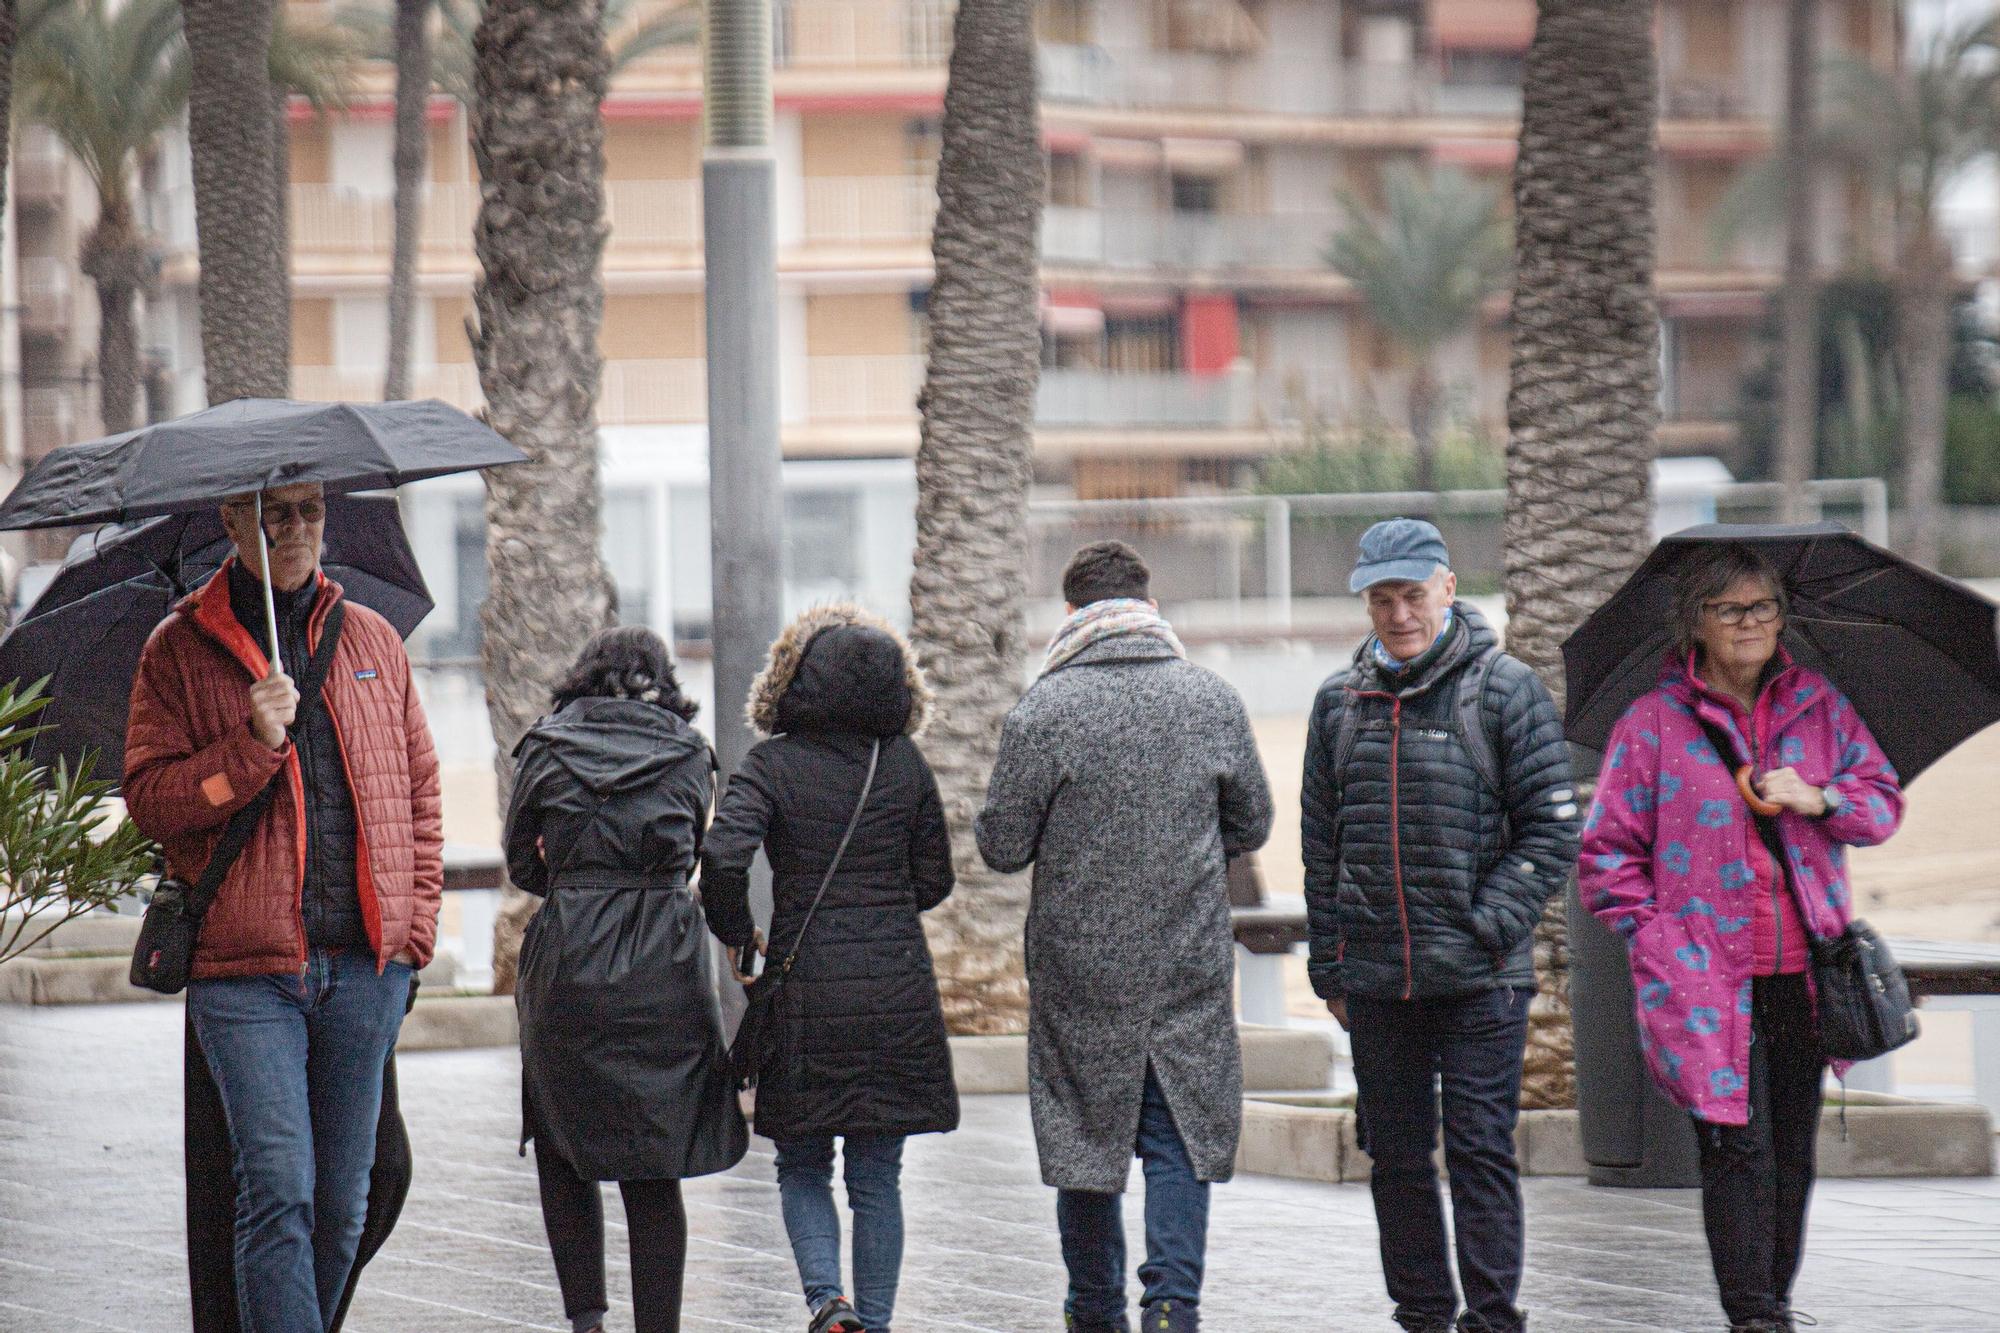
left=1038, top=598, right=1187, bottom=678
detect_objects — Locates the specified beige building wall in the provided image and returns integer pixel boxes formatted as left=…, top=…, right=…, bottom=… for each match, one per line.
left=603, top=293, right=705, bottom=360
left=806, top=293, right=914, bottom=357
left=801, top=115, right=910, bottom=178
left=293, top=298, right=334, bottom=366
left=604, top=120, right=699, bottom=181
left=433, top=296, right=474, bottom=364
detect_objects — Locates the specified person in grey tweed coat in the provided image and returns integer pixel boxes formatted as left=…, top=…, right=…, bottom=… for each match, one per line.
left=976, top=541, right=1273, bottom=1333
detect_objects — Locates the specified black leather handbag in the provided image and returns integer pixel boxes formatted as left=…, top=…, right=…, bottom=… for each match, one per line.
left=130, top=604, right=346, bottom=995
left=727, top=738, right=879, bottom=1089
left=1807, top=919, right=1919, bottom=1062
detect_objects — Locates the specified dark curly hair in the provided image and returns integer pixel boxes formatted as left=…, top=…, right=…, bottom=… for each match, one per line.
left=551, top=625, right=699, bottom=720
left=1062, top=539, right=1151, bottom=607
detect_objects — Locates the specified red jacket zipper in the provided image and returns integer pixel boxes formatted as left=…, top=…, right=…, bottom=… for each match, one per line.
left=1388, top=697, right=1413, bottom=998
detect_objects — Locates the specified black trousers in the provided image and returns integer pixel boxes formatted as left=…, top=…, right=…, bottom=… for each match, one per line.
left=1349, top=986, right=1532, bottom=1333
left=535, top=1143, right=688, bottom=1333
left=185, top=1003, right=412, bottom=1333
left=1694, top=973, right=1824, bottom=1327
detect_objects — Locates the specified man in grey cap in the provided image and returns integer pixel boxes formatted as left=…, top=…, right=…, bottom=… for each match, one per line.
left=1301, top=518, right=1579, bottom=1333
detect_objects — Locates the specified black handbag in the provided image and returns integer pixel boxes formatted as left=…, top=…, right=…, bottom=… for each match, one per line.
left=727, top=738, right=879, bottom=1089
left=1694, top=713, right=1918, bottom=1063
left=130, top=603, right=347, bottom=995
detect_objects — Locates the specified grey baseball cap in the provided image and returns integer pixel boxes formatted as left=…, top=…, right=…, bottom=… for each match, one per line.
left=1350, top=517, right=1450, bottom=593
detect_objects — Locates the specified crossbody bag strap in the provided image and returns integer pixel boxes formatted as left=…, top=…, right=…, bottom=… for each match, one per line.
left=186, top=600, right=348, bottom=922
left=775, top=738, right=880, bottom=979
left=1691, top=708, right=1819, bottom=936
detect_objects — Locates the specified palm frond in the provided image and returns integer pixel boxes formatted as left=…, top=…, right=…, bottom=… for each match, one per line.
left=1326, top=163, right=1510, bottom=354
left=272, top=11, right=365, bottom=113
left=609, top=0, right=700, bottom=72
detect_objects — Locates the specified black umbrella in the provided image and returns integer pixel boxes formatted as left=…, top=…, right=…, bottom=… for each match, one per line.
left=1563, top=521, right=2000, bottom=783
left=0, top=495, right=432, bottom=776
left=0, top=397, right=521, bottom=676
left=0, top=398, right=525, bottom=531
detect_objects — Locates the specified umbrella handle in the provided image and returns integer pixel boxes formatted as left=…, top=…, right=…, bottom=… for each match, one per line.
left=1735, top=765, right=1784, bottom=817
left=255, top=495, right=284, bottom=678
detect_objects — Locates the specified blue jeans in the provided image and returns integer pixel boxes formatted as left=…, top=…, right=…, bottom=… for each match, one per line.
left=188, top=948, right=412, bottom=1333
left=1348, top=986, right=1532, bottom=1333
left=773, top=1135, right=906, bottom=1331
left=1056, top=1065, right=1209, bottom=1322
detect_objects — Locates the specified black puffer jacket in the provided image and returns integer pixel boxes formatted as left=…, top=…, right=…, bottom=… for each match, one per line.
left=505, top=697, right=746, bottom=1181
left=1302, top=602, right=1580, bottom=1001
left=702, top=606, right=959, bottom=1143
left=228, top=562, right=365, bottom=951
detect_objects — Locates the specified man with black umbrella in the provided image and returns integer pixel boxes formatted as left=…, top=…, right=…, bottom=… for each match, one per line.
left=125, top=481, right=442, bottom=1333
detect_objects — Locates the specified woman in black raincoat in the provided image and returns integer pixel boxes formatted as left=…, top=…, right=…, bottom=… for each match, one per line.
left=505, top=626, right=747, bottom=1333
left=704, top=605, right=958, bottom=1333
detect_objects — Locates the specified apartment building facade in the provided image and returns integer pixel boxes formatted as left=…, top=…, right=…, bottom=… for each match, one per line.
left=3, top=0, right=1903, bottom=622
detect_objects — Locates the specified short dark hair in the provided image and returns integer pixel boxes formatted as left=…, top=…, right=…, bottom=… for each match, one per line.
left=1062, top=540, right=1150, bottom=607
left=1669, top=544, right=1786, bottom=658
left=552, top=624, right=699, bottom=720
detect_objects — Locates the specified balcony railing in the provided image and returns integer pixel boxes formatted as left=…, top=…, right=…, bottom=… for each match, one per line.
left=15, top=128, right=70, bottom=208
left=806, top=354, right=921, bottom=421
left=1036, top=366, right=1255, bottom=429
left=291, top=360, right=709, bottom=425
left=1042, top=206, right=1336, bottom=271
left=19, top=258, right=73, bottom=334
left=775, top=0, right=954, bottom=68
left=290, top=183, right=480, bottom=254
left=801, top=175, right=936, bottom=246
left=605, top=179, right=702, bottom=249
left=1038, top=46, right=1517, bottom=119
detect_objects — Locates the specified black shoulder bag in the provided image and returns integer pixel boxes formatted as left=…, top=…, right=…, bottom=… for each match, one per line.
left=727, top=738, right=880, bottom=1089
left=130, top=603, right=347, bottom=995
left=1693, top=712, right=1917, bottom=1062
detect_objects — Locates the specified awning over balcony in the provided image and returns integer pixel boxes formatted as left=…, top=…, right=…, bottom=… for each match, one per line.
left=1661, top=291, right=1770, bottom=320
left=1433, top=137, right=1517, bottom=169
left=1431, top=0, right=1536, bottom=52
left=1043, top=290, right=1106, bottom=336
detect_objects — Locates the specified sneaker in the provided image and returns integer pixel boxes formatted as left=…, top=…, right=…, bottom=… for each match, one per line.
left=1065, top=1315, right=1131, bottom=1333
left=810, top=1297, right=866, bottom=1333
left=1139, top=1302, right=1198, bottom=1332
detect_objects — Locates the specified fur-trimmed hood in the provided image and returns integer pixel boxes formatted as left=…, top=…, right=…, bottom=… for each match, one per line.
left=746, top=603, right=932, bottom=739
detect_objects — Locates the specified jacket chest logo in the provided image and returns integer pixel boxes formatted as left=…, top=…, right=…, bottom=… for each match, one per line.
left=353, top=668, right=378, bottom=681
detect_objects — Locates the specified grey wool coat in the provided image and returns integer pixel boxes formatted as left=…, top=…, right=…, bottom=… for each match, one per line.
left=975, top=634, right=1274, bottom=1191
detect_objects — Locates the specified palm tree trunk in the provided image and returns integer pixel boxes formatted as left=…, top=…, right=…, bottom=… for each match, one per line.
left=1898, top=231, right=1953, bottom=570
left=470, top=0, right=617, bottom=994
left=1507, top=0, right=1659, bottom=1110
left=182, top=0, right=290, bottom=403
left=909, top=0, right=1043, bottom=1035
left=272, top=86, right=294, bottom=317
left=0, top=3, right=16, bottom=227
left=385, top=0, right=432, bottom=402
left=1408, top=356, right=1440, bottom=494
left=1775, top=0, right=1819, bottom=522
left=81, top=207, right=148, bottom=435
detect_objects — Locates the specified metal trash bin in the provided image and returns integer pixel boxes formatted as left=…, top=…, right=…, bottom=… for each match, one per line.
left=1569, top=879, right=1703, bottom=1188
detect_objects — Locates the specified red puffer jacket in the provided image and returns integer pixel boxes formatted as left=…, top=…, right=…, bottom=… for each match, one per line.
left=124, top=562, right=443, bottom=980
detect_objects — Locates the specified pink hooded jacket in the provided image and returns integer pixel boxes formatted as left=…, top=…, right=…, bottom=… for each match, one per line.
left=1579, top=654, right=1904, bottom=1125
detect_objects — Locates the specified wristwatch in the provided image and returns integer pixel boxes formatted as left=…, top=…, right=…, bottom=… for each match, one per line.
left=1819, top=784, right=1844, bottom=817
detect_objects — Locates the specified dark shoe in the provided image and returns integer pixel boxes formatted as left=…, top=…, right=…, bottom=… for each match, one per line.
left=1728, top=1322, right=1786, bottom=1333
left=1459, top=1314, right=1526, bottom=1333
left=1139, top=1301, right=1198, bottom=1332
left=811, top=1297, right=865, bottom=1333
left=1394, top=1317, right=1454, bottom=1333
left=1065, top=1315, right=1131, bottom=1333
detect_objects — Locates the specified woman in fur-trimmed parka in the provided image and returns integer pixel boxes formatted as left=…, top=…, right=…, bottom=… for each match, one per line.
left=702, top=604, right=957, bottom=1333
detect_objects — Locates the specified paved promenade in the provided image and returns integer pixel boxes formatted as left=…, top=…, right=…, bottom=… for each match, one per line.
left=3, top=1002, right=1998, bottom=1332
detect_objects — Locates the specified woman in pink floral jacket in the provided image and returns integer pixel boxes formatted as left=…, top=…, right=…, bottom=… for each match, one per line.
left=1579, top=543, right=1904, bottom=1333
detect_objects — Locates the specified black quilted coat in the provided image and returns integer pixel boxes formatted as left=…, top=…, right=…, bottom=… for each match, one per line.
left=1302, top=602, right=1580, bottom=1001
left=702, top=611, right=959, bottom=1143
left=506, top=698, right=747, bottom=1181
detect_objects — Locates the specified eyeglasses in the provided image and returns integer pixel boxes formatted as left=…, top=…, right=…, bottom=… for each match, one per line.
left=225, top=499, right=325, bottom=528
left=1702, top=597, right=1782, bottom=627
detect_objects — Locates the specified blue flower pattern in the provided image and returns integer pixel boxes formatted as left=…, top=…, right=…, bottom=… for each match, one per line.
left=1715, top=915, right=1751, bottom=935
left=1674, top=943, right=1712, bottom=972
left=1710, top=1067, right=1743, bottom=1097
left=1608, top=741, right=1628, bottom=771
left=1685, top=738, right=1721, bottom=766
left=1779, top=736, right=1806, bottom=766
left=1657, top=773, right=1684, bottom=804
left=1593, top=852, right=1626, bottom=873
left=1697, top=800, right=1733, bottom=829
left=1639, top=980, right=1672, bottom=1011
left=1737, top=981, right=1754, bottom=1015
left=1661, top=841, right=1693, bottom=876
left=1625, top=786, right=1658, bottom=814
left=1685, top=1007, right=1723, bottom=1035
left=1717, top=860, right=1754, bottom=891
